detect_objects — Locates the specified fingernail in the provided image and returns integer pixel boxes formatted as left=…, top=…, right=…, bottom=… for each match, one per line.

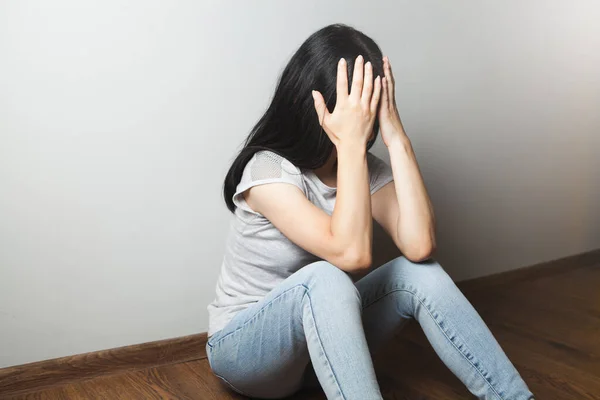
left=357, top=55, right=363, bottom=61
left=366, top=61, right=371, bottom=68
left=339, top=57, right=345, bottom=64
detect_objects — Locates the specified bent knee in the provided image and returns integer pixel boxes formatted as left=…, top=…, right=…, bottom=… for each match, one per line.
left=386, top=256, right=454, bottom=291
left=300, top=260, right=351, bottom=280
left=297, top=261, right=360, bottom=297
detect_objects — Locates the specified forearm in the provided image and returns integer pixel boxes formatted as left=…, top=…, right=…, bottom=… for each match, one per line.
left=331, top=142, right=372, bottom=267
left=388, top=137, right=436, bottom=258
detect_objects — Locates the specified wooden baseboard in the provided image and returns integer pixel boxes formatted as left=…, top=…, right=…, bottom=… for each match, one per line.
left=0, top=333, right=207, bottom=398
left=457, top=248, right=600, bottom=295
left=1, top=248, right=599, bottom=398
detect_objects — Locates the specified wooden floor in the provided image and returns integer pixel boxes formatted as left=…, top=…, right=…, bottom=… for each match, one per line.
left=5, top=262, right=600, bottom=399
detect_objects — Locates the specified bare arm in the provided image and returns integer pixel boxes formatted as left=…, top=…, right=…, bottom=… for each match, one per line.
left=246, top=138, right=373, bottom=273
left=245, top=55, right=381, bottom=272
left=372, top=56, right=436, bottom=261
left=331, top=141, right=372, bottom=269
left=372, top=139, right=436, bottom=261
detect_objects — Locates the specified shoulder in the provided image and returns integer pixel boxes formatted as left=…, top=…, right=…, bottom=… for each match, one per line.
left=238, top=151, right=304, bottom=193
left=248, top=150, right=302, bottom=180
left=233, top=150, right=306, bottom=216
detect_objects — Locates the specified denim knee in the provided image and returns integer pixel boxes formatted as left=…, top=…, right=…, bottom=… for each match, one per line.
left=385, top=256, right=455, bottom=295
left=297, top=260, right=361, bottom=300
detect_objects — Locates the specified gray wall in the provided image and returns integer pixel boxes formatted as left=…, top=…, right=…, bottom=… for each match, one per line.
left=1, top=0, right=599, bottom=368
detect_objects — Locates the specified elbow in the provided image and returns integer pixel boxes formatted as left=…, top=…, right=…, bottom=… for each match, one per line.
left=355, top=252, right=373, bottom=270
left=402, top=239, right=436, bottom=263
left=338, top=248, right=372, bottom=272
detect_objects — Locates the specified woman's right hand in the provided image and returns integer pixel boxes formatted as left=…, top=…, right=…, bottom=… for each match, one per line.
left=312, top=55, right=382, bottom=149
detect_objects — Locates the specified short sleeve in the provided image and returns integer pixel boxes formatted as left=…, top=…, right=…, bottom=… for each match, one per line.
left=367, top=152, right=394, bottom=194
left=233, top=151, right=306, bottom=215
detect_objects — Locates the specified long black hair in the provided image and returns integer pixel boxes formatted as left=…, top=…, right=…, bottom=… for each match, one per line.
left=223, top=23, right=384, bottom=212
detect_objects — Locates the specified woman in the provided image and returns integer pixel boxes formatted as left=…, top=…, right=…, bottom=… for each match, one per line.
left=206, top=24, right=533, bottom=399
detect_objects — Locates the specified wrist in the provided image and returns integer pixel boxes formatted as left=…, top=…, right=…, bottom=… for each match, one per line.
left=387, top=133, right=411, bottom=150
left=336, top=139, right=368, bottom=156
left=387, top=135, right=415, bottom=160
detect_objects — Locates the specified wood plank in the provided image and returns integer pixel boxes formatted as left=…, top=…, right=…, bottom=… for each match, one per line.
left=503, top=341, right=600, bottom=399
left=384, top=300, right=600, bottom=400
left=0, top=334, right=207, bottom=398
left=182, top=360, right=246, bottom=400
left=3, top=384, right=77, bottom=400
left=412, top=321, right=600, bottom=400
left=475, top=292, right=600, bottom=355
left=65, top=371, right=161, bottom=399
left=457, top=248, right=600, bottom=295
left=471, top=267, right=600, bottom=316
left=488, top=322, right=600, bottom=382
left=5, top=360, right=241, bottom=400
left=375, top=337, right=471, bottom=399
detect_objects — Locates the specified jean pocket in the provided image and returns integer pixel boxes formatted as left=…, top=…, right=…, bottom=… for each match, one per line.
left=206, top=333, right=216, bottom=348
left=207, top=328, right=226, bottom=348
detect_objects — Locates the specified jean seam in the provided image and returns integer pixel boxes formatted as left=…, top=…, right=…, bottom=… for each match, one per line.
left=209, top=283, right=347, bottom=399
left=363, top=287, right=505, bottom=400
left=208, top=285, right=309, bottom=398
left=303, top=288, right=347, bottom=400
left=208, top=284, right=308, bottom=348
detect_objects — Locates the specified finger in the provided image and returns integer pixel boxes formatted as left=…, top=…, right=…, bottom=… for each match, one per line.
left=312, top=90, right=329, bottom=126
left=370, top=75, right=382, bottom=114
left=380, top=76, right=389, bottom=111
left=361, top=61, right=373, bottom=107
left=336, top=58, right=348, bottom=105
left=350, top=55, right=364, bottom=101
left=384, top=56, right=395, bottom=100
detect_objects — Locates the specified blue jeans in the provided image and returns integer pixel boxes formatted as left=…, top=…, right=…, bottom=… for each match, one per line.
left=206, top=257, right=534, bottom=399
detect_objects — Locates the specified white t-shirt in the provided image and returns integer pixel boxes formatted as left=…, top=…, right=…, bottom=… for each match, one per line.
left=207, top=150, right=394, bottom=337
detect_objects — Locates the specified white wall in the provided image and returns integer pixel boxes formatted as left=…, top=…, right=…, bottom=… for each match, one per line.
left=1, top=0, right=599, bottom=368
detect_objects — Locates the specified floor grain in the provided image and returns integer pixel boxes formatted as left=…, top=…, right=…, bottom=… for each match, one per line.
left=4, top=264, right=599, bottom=399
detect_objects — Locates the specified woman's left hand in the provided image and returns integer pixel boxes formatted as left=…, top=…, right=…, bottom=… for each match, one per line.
left=378, top=56, right=408, bottom=147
